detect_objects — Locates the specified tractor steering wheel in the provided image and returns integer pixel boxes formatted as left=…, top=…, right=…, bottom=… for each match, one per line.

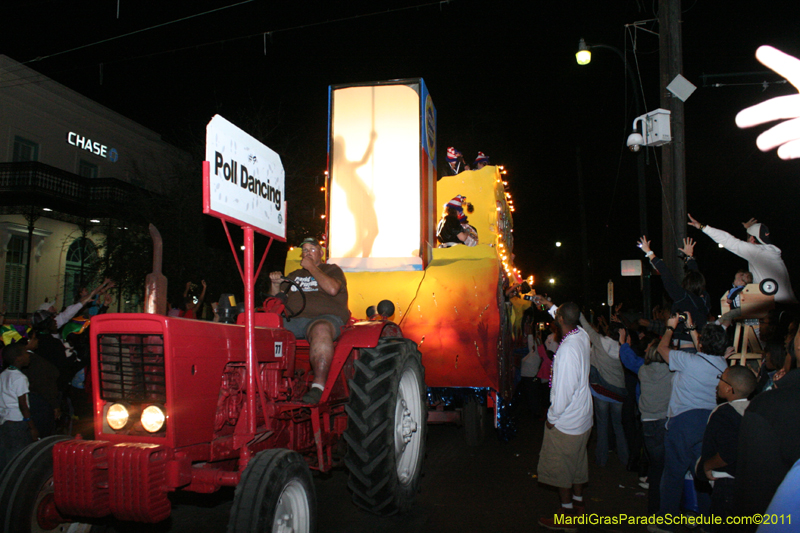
left=277, top=277, right=307, bottom=319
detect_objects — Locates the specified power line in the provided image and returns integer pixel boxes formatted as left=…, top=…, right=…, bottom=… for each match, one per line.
left=23, top=0, right=256, bottom=65
left=1, top=0, right=452, bottom=91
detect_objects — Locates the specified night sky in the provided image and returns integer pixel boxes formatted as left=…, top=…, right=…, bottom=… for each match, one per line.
left=4, top=0, right=800, bottom=313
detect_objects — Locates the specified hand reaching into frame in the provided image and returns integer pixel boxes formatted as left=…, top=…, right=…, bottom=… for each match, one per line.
left=735, top=46, right=800, bottom=160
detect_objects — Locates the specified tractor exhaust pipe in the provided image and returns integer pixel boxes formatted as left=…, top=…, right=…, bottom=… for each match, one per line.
left=144, top=224, right=167, bottom=315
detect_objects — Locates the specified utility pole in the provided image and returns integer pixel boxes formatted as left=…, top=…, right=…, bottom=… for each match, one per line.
left=659, top=0, right=687, bottom=280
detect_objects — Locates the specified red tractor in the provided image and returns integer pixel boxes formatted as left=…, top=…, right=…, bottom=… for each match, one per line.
left=0, top=271, right=426, bottom=533
left=0, top=117, right=427, bottom=533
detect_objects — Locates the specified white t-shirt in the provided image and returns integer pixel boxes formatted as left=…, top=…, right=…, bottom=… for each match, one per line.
left=0, top=368, right=29, bottom=423
left=544, top=305, right=593, bottom=435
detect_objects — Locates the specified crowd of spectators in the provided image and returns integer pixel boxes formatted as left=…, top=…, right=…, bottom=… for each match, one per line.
left=0, top=279, right=115, bottom=471
left=525, top=216, right=798, bottom=532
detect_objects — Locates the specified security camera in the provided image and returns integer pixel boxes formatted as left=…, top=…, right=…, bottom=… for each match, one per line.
left=627, top=109, right=672, bottom=153
left=627, top=131, right=644, bottom=152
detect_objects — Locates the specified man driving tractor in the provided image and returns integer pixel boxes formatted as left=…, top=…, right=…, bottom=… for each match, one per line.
left=269, top=237, right=350, bottom=403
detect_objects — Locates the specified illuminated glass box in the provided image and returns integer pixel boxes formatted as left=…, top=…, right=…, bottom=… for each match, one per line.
left=327, top=79, right=436, bottom=271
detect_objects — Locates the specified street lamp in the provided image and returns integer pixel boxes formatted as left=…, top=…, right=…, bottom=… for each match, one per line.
left=576, top=38, right=591, bottom=65
left=576, top=37, right=650, bottom=313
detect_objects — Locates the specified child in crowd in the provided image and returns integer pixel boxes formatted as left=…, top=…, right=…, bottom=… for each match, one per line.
left=697, top=365, right=757, bottom=532
left=0, top=342, right=38, bottom=472
left=720, top=270, right=754, bottom=323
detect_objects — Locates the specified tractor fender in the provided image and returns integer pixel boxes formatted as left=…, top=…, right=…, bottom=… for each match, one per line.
left=336, top=320, right=404, bottom=351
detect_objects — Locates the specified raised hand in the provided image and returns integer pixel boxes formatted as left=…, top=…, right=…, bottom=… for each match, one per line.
left=735, top=46, right=800, bottom=160
left=687, top=213, right=703, bottom=229
left=637, top=236, right=652, bottom=255
left=679, top=237, right=695, bottom=258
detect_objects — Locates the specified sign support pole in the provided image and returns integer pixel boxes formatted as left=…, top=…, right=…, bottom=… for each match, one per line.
left=242, top=226, right=256, bottom=465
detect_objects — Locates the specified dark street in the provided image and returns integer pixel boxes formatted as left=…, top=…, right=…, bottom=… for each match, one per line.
left=108, top=410, right=649, bottom=533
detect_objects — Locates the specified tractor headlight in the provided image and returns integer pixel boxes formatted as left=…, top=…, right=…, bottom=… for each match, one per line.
left=107, top=403, right=130, bottom=430
left=141, top=404, right=166, bottom=433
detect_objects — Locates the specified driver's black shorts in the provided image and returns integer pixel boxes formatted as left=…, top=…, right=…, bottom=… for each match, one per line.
left=283, top=314, right=345, bottom=340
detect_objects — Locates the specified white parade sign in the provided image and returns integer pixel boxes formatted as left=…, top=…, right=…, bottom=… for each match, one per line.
left=203, top=115, right=286, bottom=240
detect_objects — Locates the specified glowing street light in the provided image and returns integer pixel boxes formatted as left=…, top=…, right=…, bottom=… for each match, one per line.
left=576, top=38, right=591, bottom=65
left=549, top=278, right=555, bottom=285
left=555, top=242, right=562, bottom=247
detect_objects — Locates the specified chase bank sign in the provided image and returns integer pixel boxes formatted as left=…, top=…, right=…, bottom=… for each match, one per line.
left=66, top=131, right=119, bottom=162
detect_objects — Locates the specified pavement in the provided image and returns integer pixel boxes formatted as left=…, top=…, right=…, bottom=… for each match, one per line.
left=106, top=408, right=652, bottom=533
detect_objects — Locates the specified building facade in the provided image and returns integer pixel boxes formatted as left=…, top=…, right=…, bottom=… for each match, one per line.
left=0, top=55, right=189, bottom=317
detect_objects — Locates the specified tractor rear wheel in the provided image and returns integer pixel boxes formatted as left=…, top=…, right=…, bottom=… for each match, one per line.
left=344, top=337, right=427, bottom=515
left=227, top=449, right=315, bottom=533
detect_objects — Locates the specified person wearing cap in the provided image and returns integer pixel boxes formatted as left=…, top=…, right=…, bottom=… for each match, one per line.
left=268, top=238, right=350, bottom=404
left=687, top=214, right=797, bottom=305
left=442, top=147, right=468, bottom=176
left=473, top=152, right=490, bottom=170
left=436, top=195, right=472, bottom=247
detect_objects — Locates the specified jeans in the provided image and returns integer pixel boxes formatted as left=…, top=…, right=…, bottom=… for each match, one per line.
left=643, top=418, right=667, bottom=516
left=594, top=396, right=628, bottom=467
left=660, top=409, right=712, bottom=530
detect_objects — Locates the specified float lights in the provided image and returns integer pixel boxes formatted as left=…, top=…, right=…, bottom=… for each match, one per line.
left=320, top=186, right=325, bottom=192
left=320, top=214, right=326, bottom=219
left=576, top=38, right=592, bottom=65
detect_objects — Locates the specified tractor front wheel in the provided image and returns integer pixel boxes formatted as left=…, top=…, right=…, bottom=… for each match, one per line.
left=0, top=435, right=106, bottom=533
left=227, top=449, right=316, bottom=533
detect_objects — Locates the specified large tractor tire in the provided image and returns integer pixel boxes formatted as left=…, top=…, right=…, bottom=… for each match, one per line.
left=0, top=435, right=106, bottom=533
left=463, top=395, right=488, bottom=447
left=227, top=449, right=316, bottom=533
left=344, top=337, right=427, bottom=515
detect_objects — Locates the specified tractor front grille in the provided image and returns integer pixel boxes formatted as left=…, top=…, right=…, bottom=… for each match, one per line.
left=97, top=334, right=166, bottom=403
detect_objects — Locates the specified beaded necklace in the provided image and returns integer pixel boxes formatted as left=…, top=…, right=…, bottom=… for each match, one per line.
left=549, top=327, right=581, bottom=388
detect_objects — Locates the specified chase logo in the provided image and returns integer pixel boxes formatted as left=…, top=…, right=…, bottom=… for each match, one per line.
left=67, top=131, right=119, bottom=163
